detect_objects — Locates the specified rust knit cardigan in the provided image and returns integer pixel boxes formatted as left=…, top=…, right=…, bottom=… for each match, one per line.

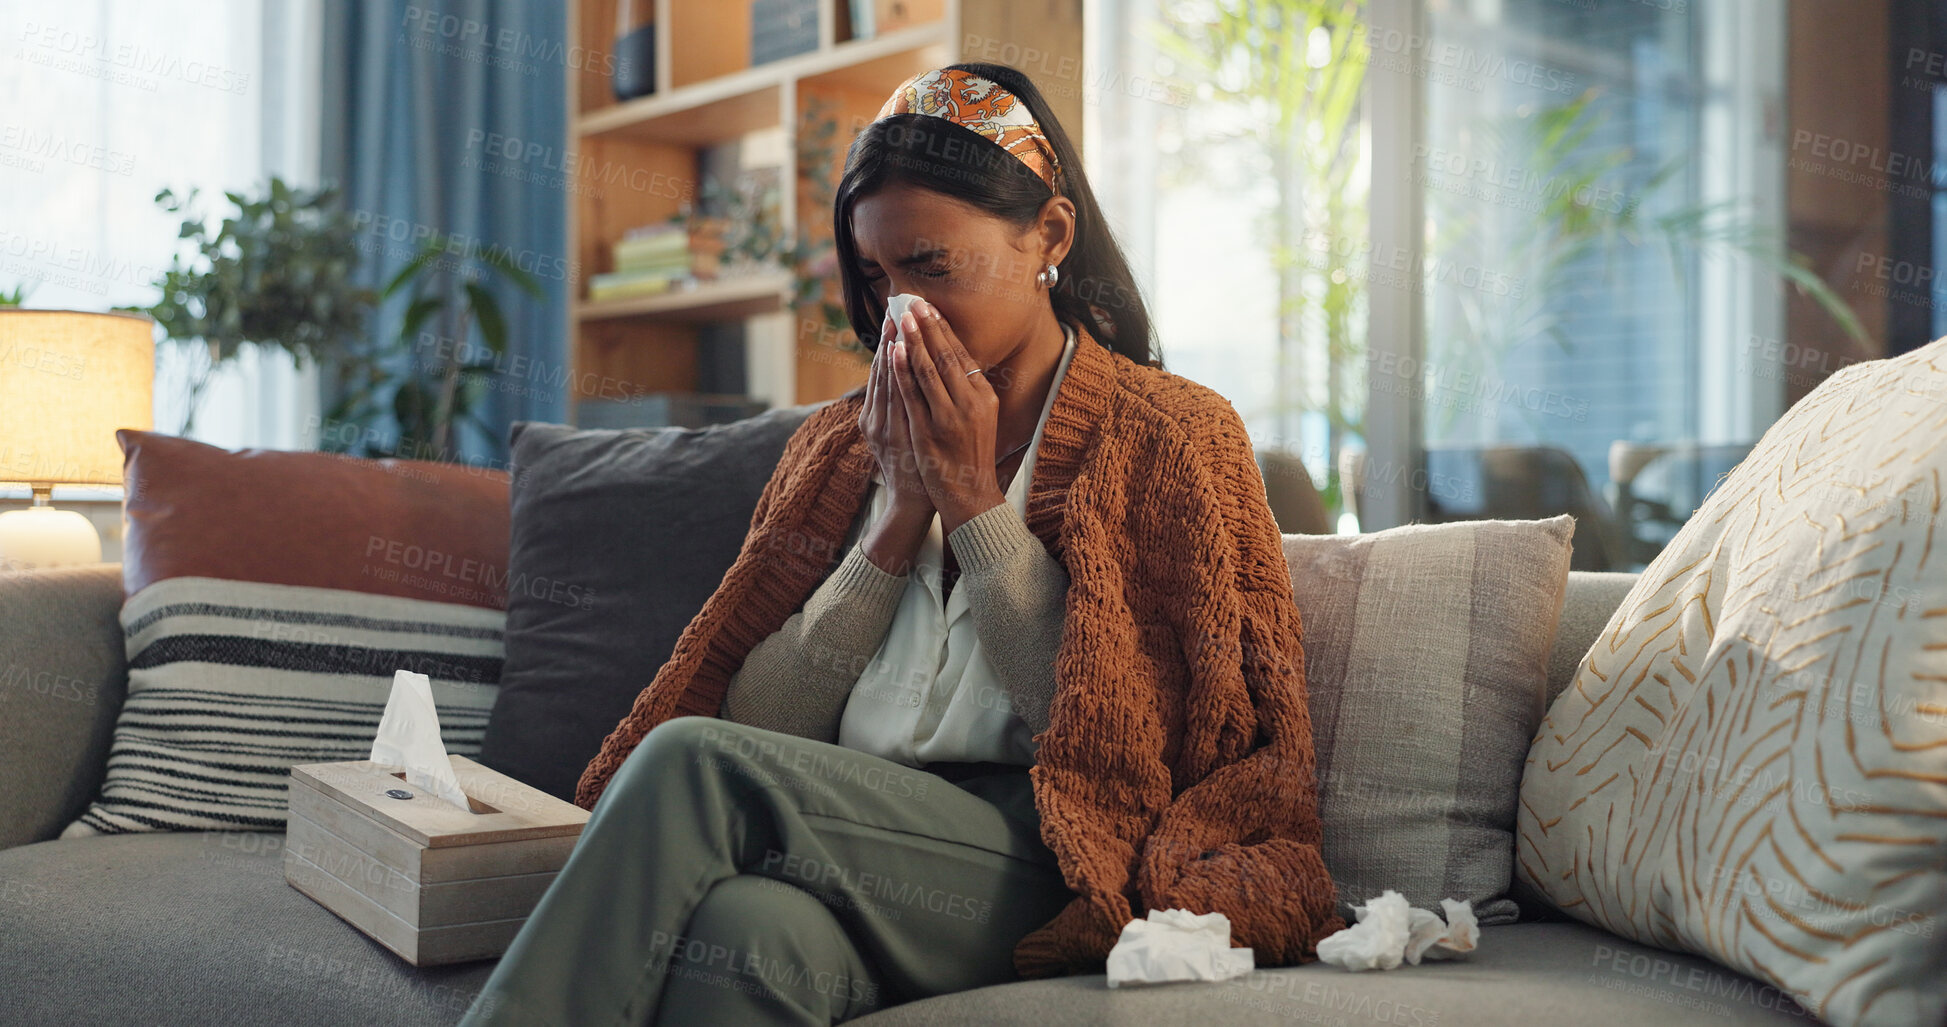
left=574, top=324, right=1345, bottom=977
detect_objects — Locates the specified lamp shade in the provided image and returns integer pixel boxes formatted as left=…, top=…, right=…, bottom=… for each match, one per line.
left=0, top=310, right=154, bottom=487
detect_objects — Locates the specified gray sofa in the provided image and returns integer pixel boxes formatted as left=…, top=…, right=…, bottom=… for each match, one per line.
left=0, top=562, right=1816, bottom=1026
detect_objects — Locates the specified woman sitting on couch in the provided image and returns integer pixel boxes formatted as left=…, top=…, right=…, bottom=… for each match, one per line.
left=462, top=62, right=1343, bottom=1027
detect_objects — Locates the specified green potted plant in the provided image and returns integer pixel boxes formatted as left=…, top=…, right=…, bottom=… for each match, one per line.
left=322, top=234, right=542, bottom=464
left=141, top=178, right=375, bottom=432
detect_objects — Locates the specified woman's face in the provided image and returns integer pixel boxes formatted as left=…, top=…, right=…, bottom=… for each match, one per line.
left=850, top=181, right=1072, bottom=367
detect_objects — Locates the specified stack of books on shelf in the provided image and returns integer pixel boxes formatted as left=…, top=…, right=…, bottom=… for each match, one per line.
left=588, top=224, right=692, bottom=303
left=587, top=219, right=741, bottom=303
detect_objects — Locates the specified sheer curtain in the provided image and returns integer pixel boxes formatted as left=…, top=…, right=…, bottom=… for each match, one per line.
left=317, top=0, right=570, bottom=469
left=1086, top=0, right=1347, bottom=518
left=0, top=0, right=321, bottom=458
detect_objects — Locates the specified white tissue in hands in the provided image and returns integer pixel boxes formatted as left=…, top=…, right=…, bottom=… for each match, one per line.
left=1105, top=908, right=1255, bottom=988
left=883, top=293, right=922, bottom=347
left=1318, top=891, right=1479, bottom=971
left=368, top=669, right=472, bottom=813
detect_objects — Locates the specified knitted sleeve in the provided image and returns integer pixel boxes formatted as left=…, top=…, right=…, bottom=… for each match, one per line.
left=718, top=538, right=908, bottom=741
left=946, top=501, right=1069, bottom=737
left=1130, top=405, right=1345, bottom=966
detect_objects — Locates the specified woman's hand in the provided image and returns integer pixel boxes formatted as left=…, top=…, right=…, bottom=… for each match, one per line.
left=856, top=314, right=941, bottom=578
left=859, top=313, right=934, bottom=515
left=889, top=299, right=1007, bottom=536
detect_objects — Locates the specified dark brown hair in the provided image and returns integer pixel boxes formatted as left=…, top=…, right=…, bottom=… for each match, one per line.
left=832, top=61, right=1159, bottom=367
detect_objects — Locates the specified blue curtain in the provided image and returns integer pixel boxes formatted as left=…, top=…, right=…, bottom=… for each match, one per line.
left=321, top=0, right=569, bottom=468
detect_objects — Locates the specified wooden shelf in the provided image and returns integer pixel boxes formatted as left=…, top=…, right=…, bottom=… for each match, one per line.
left=575, top=271, right=793, bottom=322
left=566, top=0, right=1083, bottom=416
left=578, top=78, right=783, bottom=144
left=577, top=21, right=949, bottom=143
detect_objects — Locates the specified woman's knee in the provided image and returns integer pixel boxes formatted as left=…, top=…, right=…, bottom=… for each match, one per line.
left=614, top=716, right=791, bottom=796
left=617, top=715, right=727, bottom=776
left=645, top=716, right=807, bottom=773
left=606, top=716, right=713, bottom=800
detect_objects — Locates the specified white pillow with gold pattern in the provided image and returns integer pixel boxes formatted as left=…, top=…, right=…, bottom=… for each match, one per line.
left=1517, top=339, right=1947, bottom=1027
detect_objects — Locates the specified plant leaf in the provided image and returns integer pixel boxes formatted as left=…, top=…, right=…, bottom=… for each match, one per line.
left=474, top=246, right=545, bottom=298
left=401, top=296, right=444, bottom=341
left=465, top=281, right=509, bottom=355
left=382, top=241, right=448, bottom=299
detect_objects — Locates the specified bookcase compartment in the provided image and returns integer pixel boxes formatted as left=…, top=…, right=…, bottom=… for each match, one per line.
left=565, top=0, right=1080, bottom=423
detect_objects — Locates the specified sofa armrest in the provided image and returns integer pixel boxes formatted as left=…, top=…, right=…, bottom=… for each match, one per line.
left=0, top=563, right=127, bottom=850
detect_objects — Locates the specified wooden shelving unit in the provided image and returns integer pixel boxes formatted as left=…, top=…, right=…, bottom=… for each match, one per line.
left=565, top=0, right=1084, bottom=423
left=577, top=270, right=795, bottom=322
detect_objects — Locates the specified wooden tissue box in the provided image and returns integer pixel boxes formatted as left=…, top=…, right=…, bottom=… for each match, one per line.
left=285, top=755, right=590, bottom=966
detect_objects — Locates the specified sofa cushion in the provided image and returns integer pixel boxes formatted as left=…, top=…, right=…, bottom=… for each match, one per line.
left=1284, top=517, right=1575, bottom=924
left=2, top=838, right=1804, bottom=1027
left=73, top=432, right=516, bottom=839
left=116, top=429, right=513, bottom=609
left=1519, top=338, right=1947, bottom=1027
left=0, top=831, right=499, bottom=1026
left=850, top=920, right=1812, bottom=1026
left=479, top=404, right=822, bottom=800
left=61, top=577, right=502, bottom=837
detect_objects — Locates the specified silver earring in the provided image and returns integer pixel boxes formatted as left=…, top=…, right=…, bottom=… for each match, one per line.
left=1037, top=263, right=1060, bottom=289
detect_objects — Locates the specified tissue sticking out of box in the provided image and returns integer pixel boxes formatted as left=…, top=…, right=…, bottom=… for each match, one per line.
left=1105, top=908, right=1255, bottom=988
left=1316, top=891, right=1478, bottom=971
left=368, top=670, right=473, bottom=813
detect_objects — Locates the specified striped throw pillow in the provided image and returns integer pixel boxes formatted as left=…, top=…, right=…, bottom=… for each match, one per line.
left=60, top=576, right=502, bottom=837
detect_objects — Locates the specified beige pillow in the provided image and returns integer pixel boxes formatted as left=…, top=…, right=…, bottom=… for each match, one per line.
left=1287, top=515, right=1575, bottom=923
left=1518, top=340, right=1947, bottom=1026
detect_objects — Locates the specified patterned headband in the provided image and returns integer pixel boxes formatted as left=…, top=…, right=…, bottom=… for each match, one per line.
left=873, top=68, right=1063, bottom=193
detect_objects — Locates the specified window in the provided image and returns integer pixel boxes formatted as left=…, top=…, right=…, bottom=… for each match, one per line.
left=1089, top=0, right=1355, bottom=507
left=0, top=0, right=322, bottom=459
left=1092, top=0, right=1885, bottom=569
left=1411, top=0, right=1742, bottom=570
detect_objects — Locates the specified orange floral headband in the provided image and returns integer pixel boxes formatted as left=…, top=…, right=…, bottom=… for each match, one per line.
left=873, top=68, right=1063, bottom=193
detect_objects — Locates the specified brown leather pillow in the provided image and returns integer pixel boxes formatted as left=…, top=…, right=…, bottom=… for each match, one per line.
left=117, top=430, right=512, bottom=609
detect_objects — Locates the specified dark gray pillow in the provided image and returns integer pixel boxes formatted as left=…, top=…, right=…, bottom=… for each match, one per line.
left=480, top=403, right=826, bottom=799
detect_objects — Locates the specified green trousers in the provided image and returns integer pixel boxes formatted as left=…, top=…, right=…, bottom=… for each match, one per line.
left=458, top=717, right=1076, bottom=1026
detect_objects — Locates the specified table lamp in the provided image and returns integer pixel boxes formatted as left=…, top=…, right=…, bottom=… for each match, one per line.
left=0, top=309, right=154, bottom=572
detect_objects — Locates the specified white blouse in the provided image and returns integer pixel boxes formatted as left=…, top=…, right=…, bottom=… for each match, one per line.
left=836, top=322, right=1079, bottom=768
